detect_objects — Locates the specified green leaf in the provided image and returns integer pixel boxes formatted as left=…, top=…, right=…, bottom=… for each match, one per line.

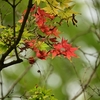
left=34, top=0, right=46, bottom=5
left=0, top=42, right=7, bottom=54
left=39, top=42, right=49, bottom=51
left=28, top=86, right=58, bottom=100
left=0, top=25, right=6, bottom=29
left=22, top=30, right=34, bottom=39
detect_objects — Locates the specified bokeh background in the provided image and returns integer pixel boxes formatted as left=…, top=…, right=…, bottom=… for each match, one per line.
left=0, top=0, right=100, bottom=100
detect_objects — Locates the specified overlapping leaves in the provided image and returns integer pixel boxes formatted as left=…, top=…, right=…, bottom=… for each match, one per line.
left=28, top=85, right=58, bottom=100
left=0, top=0, right=78, bottom=64
left=18, top=4, right=78, bottom=64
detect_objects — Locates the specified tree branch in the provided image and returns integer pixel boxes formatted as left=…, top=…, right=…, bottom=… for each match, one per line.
left=3, top=59, right=23, bottom=68
left=3, top=64, right=33, bottom=99
left=3, top=0, right=12, bottom=6
left=15, top=0, right=23, bottom=6
left=0, top=0, right=33, bottom=71
left=71, top=54, right=100, bottom=100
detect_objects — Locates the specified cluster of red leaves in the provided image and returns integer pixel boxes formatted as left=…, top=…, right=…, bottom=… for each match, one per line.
left=19, top=6, right=60, bottom=36
left=25, top=38, right=78, bottom=63
left=34, top=7, right=60, bottom=36
left=51, top=38, right=78, bottom=60
left=19, top=5, right=78, bottom=64
left=28, top=57, right=35, bottom=64
left=25, top=40, right=48, bottom=60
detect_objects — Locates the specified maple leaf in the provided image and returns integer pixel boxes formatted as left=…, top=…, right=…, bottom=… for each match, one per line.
left=25, top=40, right=48, bottom=60
left=35, top=16, right=46, bottom=27
left=50, top=49, right=60, bottom=58
left=25, top=40, right=38, bottom=52
left=37, top=7, right=55, bottom=19
left=51, top=27, right=60, bottom=36
left=62, top=47, right=78, bottom=60
left=36, top=50, right=48, bottom=59
left=39, top=25, right=60, bottom=36
left=33, top=7, right=59, bottom=36
left=43, top=0, right=59, bottom=15
left=28, top=57, right=36, bottom=64
left=51, top=38, right=78, bottom=60
left=38, top=41, right=49, bottom=51
left=34, top=0, right=46, bottom=5
left=25, top=40, right=35, bottom=48
left=49, top=37, right=57, bottom=42
left=61, top=39, right=78, bottom=60
left=34, top=9, right=46, bottom=27
left=53, top=43, right=62, bottom=51
left=61, top=38, right=71, bottom=49
left=39, top=25, right=48, bottom=32
left=34, top=7, right=54, bottom=27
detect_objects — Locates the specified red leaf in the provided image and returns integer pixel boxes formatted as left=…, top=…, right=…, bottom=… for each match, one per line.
left=50, top=37, right=57, bottom=42
left=51, top=27, right=60, bottom=36
left=36, top=50, right=48, bottom=59
left=25, top=40, right=36, bottom=48
left=39, top=25, right=50, bottom=33
left=37, top=7, right=54, bottom=20
left=51, top=38, right=78, bottom=60
left=30, top=5, right=36, bottom=12
left=50, top=49, right=60, bottom=58
left=28, top=57, right=35, bottom=64
left=62, top=47, right=78, bottom=60
left=34, top=7, right=57, bottom=36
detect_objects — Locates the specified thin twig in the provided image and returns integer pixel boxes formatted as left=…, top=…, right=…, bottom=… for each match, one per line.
left=84, top=0, right=100, bottom=41
left=3, top=0, right=12, bottom=6
left=16, top=0, right=23, bottom=6
left=12, top=0, right=20, bottom=60
left=71, top=54, right=100, bottom=100
left=3, top=64, right=33, bottom=99
left=0, top=71, right=3, bottom=99
left=70, top=26, right=91, bottom=43
left=0, top=0, right=33, bottom=71
left=71, top=62, right=87, bottom=100
left=92, top=0, right=100, bottom=34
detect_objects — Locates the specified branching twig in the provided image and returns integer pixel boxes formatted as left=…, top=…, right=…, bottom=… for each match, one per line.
left=3, top=59, right=23, bottom=68
left=84, top=0, right=100, bottom=41
left=0, top=0, right=33, bottom=71
left=12, top=0, right=20, bottom=61
left=70, top=26, right=91, bottom=43
left=71, top=54, right=100, bottom=100
left=16, top=0, right=23, bottom=6
left=0, top=72, right=3, bottom=99
left=3, top=0, right=12, bottom=6
left=3, top=64, right=33, bottom=99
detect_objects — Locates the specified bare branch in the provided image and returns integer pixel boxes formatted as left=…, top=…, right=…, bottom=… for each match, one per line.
left=0, top=72, right=3, bottom=99
left=15, top=0, right=23, bottom=6
left=70, top=26, right=91, bottom=43
left=3, top=59, right=23, bottom=68
left=71, top=54, right=100, bottom=100
left=3, top=64, right=33, bottom=99
left=3, top=0, right=12, bottom=6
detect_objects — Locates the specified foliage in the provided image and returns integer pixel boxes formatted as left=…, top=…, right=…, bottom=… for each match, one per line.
left=0, top=0, right=78, bottom=66
left=0, top=0, right=100, bottom=100
left=28, top=85, right=58, bottom=100
left=0, top=0, right=79, bottom=100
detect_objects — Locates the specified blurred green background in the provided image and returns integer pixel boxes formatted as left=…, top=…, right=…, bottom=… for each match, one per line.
left=0, top=0, right=100, bottom=100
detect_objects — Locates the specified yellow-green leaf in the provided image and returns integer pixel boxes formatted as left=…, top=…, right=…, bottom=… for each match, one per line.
left=34, top=0, right=46, bottom=5
left=0, top=25, right=6, bottom=29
